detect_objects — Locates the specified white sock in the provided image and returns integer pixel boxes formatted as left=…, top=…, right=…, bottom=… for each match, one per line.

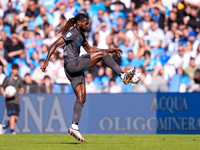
left=120, top=73, right=125, bottom=80
left=71, top=124, right=79, bottom=130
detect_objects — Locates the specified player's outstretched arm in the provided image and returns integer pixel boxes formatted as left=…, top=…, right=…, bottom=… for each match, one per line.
left=41, top=37, right=65, bottom=72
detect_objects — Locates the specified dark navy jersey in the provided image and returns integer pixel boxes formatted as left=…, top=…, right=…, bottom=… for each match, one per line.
left=2, top=75, right=23, bottom=104
left=61, top=27, right=88, bottom=63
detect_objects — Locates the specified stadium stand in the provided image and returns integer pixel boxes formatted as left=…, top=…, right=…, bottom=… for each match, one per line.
left=0, top=0, right=200, bottom=94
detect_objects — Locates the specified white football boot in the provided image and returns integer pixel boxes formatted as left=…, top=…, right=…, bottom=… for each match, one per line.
left=0, top=124, right=4, bottom=135
left=68, top=127, right=86, bottom=142
left=122, top=67, right=136, bottom=84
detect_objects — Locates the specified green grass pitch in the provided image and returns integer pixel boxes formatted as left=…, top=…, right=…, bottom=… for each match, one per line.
left=0, top=134, right=200, bottom=150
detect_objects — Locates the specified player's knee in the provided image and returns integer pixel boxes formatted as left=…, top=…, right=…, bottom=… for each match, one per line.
left=96, top=50, right=108, bottom=58
left=83, top=97, right=86, bottom=103
left=103, top=50, right=108, bottom=56
left=77, top=97, right=86, bottom=104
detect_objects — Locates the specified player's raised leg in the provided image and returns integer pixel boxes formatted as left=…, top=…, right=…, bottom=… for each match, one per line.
left=90, top=49, right=136, bottom=84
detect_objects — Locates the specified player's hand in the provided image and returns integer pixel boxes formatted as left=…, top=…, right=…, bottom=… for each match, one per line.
left=108, top=48, right=123, bottom=57
left=40, top=62, right=49, bottom=73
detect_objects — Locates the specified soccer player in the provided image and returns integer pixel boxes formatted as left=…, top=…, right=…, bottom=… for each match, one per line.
left=41, top=13, right=135, bottom=142
left=0, top=63, right=24, bottom=134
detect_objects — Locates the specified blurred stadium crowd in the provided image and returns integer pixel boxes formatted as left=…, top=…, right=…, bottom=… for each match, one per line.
left=0, top=0, right=200, bottom=94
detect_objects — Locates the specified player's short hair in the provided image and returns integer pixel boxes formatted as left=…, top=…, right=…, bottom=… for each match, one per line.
left=12, top=63, right=19, bottom=70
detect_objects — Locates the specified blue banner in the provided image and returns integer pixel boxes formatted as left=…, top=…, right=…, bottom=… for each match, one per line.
left=0, top=93, right=200, bottom=134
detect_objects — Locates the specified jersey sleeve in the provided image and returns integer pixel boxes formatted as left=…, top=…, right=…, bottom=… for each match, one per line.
left=61, top=30, right=76, bottom=42
left=2, top=77, right=9, bottom=88
left=81, top=32, right=88, bottom=47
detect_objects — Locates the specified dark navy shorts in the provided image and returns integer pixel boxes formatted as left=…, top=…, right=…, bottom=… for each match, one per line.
left=64, top=53, right=91, bottom=89
left=6, top=103, right=20, bottom=117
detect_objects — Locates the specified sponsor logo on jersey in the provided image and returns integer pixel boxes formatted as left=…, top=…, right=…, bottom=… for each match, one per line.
left=66, top=32, right=72, bottom=38
left=63, top=51, right=68, bottom=56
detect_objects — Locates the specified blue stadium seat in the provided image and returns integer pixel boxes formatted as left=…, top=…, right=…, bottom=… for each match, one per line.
left=64, top=84, right=74, bottom=93
left=54, top=84, right=61, bottom=93
left=169, top=74, right=181, bottom=92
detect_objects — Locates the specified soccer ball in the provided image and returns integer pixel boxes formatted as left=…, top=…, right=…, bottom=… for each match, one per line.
left=129, top=68, right=141, bottom=84
left=4, top=85, right=17, bottom=97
